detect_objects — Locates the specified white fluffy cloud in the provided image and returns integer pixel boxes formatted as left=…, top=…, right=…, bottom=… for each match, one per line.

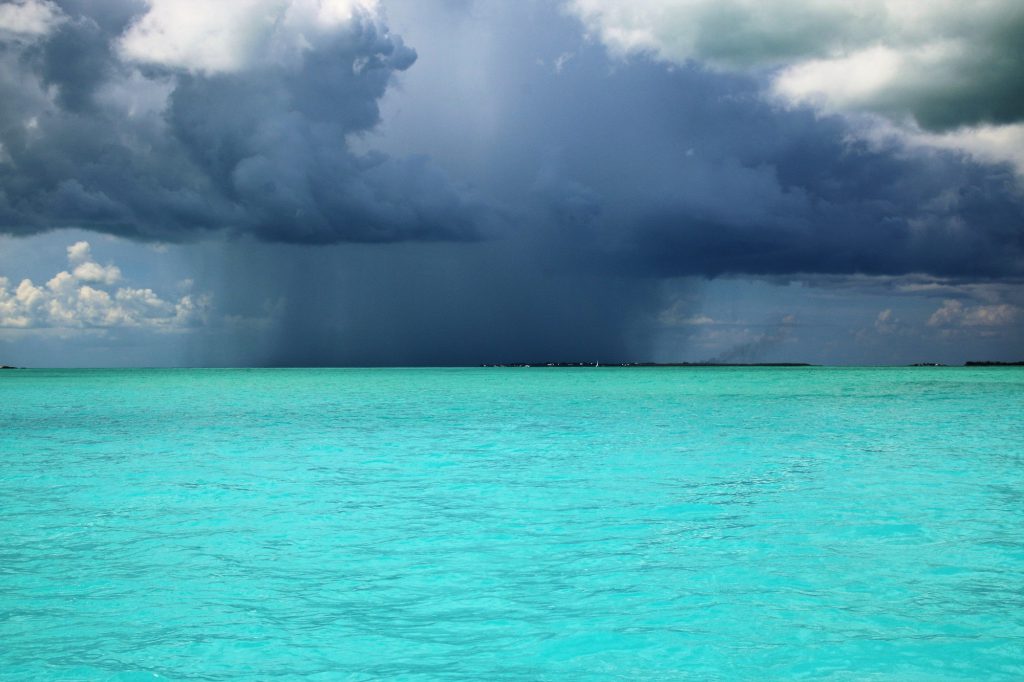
left=118, top=0, right=382, bottom=74
left=568, top=0, right=1024, bottom=171
left=0, top=242, right=209, bottom=331
left=0, top=0, right=62, bottom=39
left=66, top=240, right=91, bottom=263
left=65, top=240, right=122, bottom=284
left=570, top=0, right=867, bottom=69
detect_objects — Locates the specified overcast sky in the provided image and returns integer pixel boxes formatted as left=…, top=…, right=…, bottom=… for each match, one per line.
left=1, top=0, right=1021, bottom=366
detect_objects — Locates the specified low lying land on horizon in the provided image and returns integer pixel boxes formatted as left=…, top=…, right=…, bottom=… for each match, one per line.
left=481, top=361, right=1024, bottom=368
left=482, top=362, right=816, bottom=367
left=2, top=361, right=1024, bottom=370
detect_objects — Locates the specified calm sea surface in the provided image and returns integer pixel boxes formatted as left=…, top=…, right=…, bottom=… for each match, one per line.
left=1, top=367, right=1022, bottom=680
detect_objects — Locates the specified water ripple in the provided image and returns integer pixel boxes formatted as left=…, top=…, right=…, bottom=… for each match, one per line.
left=1, top=367, right=1022, bottom=679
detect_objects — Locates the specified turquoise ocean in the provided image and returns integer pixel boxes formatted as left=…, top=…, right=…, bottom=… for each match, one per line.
left=1, top=367, right=1022, bottom=680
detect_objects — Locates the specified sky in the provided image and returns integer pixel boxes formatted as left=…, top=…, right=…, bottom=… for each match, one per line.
left=0, top=0, right=1021, bottom=366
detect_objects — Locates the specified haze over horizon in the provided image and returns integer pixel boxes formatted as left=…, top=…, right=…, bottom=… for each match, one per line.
left=1, top=0, right=1022, bottom=366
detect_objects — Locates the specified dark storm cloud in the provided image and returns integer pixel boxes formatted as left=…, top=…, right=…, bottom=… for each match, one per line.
left=1, top=0, right=1022, bottom=368
left=0, top=0, right=1020, bottom=370
left=382, top=0, right=1022, bottom=282
left=618, top=132, right=1024, bottom=279
left=2, top=0, right=1021, bottom=275
left=193, top=241, right=660, bottom=366
left=0, top=0, right=485, bottom=243
left=180, top=0, right=1021, bottom=366
left=39, top=15, right=112, bottom=112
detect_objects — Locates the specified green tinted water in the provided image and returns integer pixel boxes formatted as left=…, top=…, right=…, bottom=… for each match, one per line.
left=1, top=368, right=1022, bottom=679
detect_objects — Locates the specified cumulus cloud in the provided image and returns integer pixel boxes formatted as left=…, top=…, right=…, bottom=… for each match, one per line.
left=874, top=308, right=900, bottom=334
left=0, top=0, right=484, bottom=243
left=71, top=260, right=122, bottom=285
left=568, top=0, right=1024, bottom=167
left=1, top=0, right=1021, bottom=279
left=771, top=273, right=1024, bottom=305
left=568, top=0, right=1024, bottom=128
left=66, top=240, right=91, bottom=262
left=928, top=299, right=1020, bottom=328
left=0, top=2, right=1020, bottom=366
left=0, top=0, right=63, bottom=38
left=1, top=0, right=1022, bottom=368
left=118, top=0, right=382, bottom=74
left=0, top=241, right=208, bottom=330
left=362, top=2, right=1024, bottom=286
left=525, top=54, right=1024, bottom=280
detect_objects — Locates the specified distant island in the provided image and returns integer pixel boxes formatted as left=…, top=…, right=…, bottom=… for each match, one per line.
left=912, top=361, right=1024, bottom=367
left=0, top=365, right=18, bottom=370
left=964, top=361, right=1024, bottom=366
left=482, top=361, right=1024, bottom=368
left=482, top=362, right=815, bottom=367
